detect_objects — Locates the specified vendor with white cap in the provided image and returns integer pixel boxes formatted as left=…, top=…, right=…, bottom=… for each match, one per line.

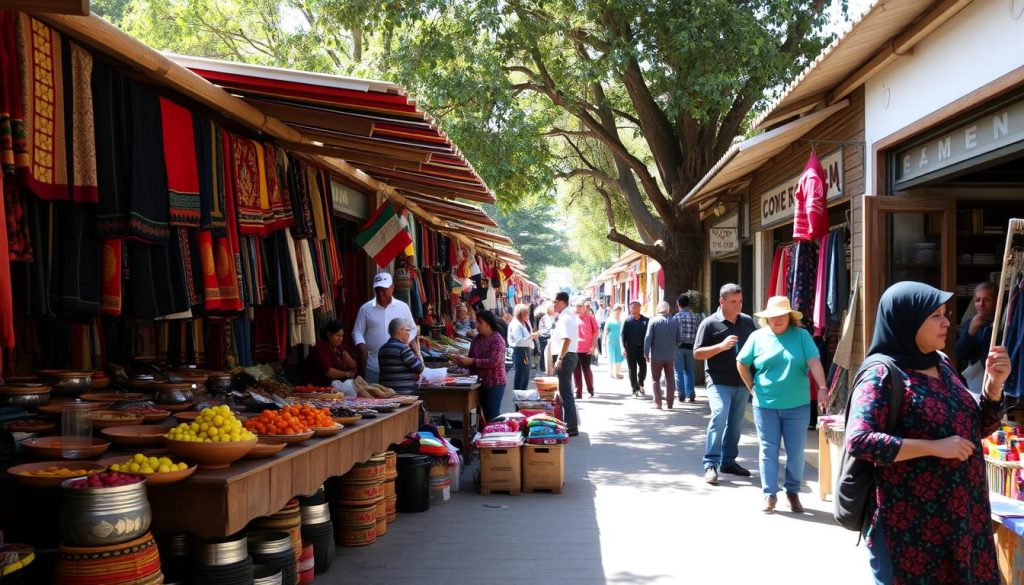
left=352, top=272, right=421, bottom=383
left=735, top=295, right=827, bottom=514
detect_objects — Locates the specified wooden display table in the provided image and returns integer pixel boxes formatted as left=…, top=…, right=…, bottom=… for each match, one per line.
left=146, top=403, right=418, bottom=537
left=417, top=383, right=481, bottom=460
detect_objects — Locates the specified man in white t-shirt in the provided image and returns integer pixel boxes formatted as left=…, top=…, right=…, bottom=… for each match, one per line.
left=352, top=272, right=421, bottom=383
left=550, top=291, right=580, bottom=435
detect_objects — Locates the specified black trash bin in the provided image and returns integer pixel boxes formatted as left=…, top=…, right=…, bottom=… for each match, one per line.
left=395, top=454, right=431, bottom=513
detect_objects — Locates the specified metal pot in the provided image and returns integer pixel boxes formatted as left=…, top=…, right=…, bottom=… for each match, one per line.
left=59, top=478, right=151, bottom=546
left=195, top=535, right=249, bottom=566
left=151, top=383, right=195, bottom=405
left=300, top=503, right=331, bottom=526
left=0, top=384, right=51, bottom=408
left=36, top=371, right=92, bottom=396
left=246, top=530, right=292, bottom=555
left=253, top=565, right=283, bottom=585
left=207, top=373, right=233, bottom=395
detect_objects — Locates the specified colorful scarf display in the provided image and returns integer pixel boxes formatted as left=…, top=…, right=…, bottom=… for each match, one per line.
left=0, top=172, right=13, bottom=355
left=93, top=60, right=131, bottom=237
left=0, top=11, right=26, bottom=175
left=232, top=135, right=271, bottom=236
left=128, top=80, right=170, bottom=243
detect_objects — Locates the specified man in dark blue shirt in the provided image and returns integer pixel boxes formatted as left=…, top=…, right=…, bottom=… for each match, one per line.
left=694, top=283, right=757, bottom=485
left=955, top=282, right=995, bottom=396
left=621, top=301, right=650, bottom=397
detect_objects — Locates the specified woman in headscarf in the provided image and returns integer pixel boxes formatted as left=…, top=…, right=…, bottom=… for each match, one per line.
left=846, top=281, right=1010, bottom=585
left=737, top=296, right=826, bottom=513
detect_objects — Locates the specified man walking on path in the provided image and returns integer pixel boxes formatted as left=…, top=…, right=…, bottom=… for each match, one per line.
left=644, top=301, right=680, bottom=409
left=550, top=291, right=580, bottom=436
left=694, top=283, right=756, bottom=485
left=621, top=301, right=649, bottom=397
left=673, top=293, right=702, bottom=403
left=573, top=297, right=600, bottom=399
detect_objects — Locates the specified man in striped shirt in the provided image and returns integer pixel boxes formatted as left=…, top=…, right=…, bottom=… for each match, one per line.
left=377, top=318, right=425, bottom=395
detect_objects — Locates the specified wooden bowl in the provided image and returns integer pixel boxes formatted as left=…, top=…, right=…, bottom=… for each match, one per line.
left=258, top=430, right=314, bottom=445
left=99, top=457, right=198, bottom=485
left=162, top=438, right=256, bottom=469
left=21, top=437, right=110, bottom=460
left=245, top=438, right=287, bottom=459
left=7, top=461, right=106, bottom=488
left=398, top=395, right=419, bottom=406
left=333, top=415, right=362, bottom=426
left=312, top=423, right=343, bottom=437
left=80, top=392, right=144, bottom=403
left=160, top=402, right=195, bottom=413
left=90, top=410, right=145, bottom=430
left=122, top=408, right=171, bottom=424
left=5, top=418, right=56, bottom=434
left=38, top=401, right=111, bottom=415
left=100, top=425, right=171, bottom=447
left=173, top=411, right=202, bottom=422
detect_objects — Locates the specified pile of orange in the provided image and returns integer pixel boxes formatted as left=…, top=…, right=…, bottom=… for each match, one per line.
left=244, top=404, right=334, bottom=435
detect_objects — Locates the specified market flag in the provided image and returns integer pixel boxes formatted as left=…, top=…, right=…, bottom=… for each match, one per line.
left=356, top=202, right=413, bottom=267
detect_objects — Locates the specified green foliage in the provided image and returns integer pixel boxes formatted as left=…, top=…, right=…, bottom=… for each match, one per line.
left=488, top=199, right=571, bottom=282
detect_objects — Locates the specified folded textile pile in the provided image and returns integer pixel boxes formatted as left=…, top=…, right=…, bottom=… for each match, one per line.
left=394, top=424, right=460, bottom=466
left=526, top=414, right=568, bottom=445
left=474, top=412, right=526, bottom=447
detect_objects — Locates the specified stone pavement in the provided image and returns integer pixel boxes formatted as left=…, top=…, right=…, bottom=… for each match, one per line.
left=321, top=361, right=874, bottom=584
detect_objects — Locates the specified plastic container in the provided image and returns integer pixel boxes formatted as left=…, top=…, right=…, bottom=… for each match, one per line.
left=395, top=454, right=431, bottom=513
left=61, top=402, right=93, bottom=459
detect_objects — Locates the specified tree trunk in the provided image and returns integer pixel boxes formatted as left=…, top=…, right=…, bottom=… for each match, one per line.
left=654, top=218, right=704, bottom=310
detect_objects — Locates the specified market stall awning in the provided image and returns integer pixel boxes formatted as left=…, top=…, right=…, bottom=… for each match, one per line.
left=752, top=0, right=967, bottom=131
left=401, top=193, right=497, bottom=228
left=681, top=99, right=849, bottom=208
left=169, top=55, right=495, bottom=204
left=0, top=0, right=88, bottom=14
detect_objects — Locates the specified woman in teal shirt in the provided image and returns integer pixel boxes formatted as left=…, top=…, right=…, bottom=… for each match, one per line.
left=737, top=296, right=827, bottom=514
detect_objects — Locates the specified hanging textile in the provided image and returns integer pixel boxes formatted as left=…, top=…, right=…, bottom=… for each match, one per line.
left=286, top=154, right=314, bottom=239
left=788, top=240, right=819, bottom=319
left=231, top=135, right=270, bottom=236
left=0, top=172, right=13, bottom=359
left=92, top=60, right=132, bottom=237
left=3, top=178, right=30, bottom=260
left=100, top=238, right=123, bottom=316
left=253, top=305, right=287, bottom=361
left=215, top=128, right=243, bottom=311
left=128, top=80, right=170, bottom=243
left=58, top=201, right=101, bottom=315
left=159, top=98, right=201, bottom=228
left=267, top=146, right=294, bottom=233
left=792, top=151, right=829, bottom=241
left=0, top=11, right=26, bottom=175
left=826, top=227, right=849, bottom=325
left=177, top=228, right=201, bottom=307
left=812, top=233, right=830, bottom=336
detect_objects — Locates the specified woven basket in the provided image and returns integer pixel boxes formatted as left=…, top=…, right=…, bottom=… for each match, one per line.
left=985, top=456, right=1024, bottom=498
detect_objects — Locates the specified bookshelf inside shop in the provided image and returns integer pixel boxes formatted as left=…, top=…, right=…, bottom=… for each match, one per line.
left=955, top=203, right=1005, bottom=321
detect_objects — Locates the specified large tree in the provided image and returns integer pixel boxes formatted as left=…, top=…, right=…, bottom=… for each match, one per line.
left=108, top=0, right=836, bottom=300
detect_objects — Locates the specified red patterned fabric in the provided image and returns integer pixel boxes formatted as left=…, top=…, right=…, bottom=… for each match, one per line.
left=159, top=97, right=201, bottom=227
left=231, top=135, right=270, bottom=236
left=0, top=172, right=13, bottom=359
left=100, top=238, right=122, bottom=316
left=264, top=145, right=294, bottom=233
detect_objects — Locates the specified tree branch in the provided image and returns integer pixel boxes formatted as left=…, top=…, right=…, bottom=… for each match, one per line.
left=596, top=186, right=658, bottom=258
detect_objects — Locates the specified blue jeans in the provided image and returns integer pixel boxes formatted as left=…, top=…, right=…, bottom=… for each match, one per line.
left=556, top=352, right=580, bottom=429
left=480, top=384, right=505, bottom=422
left=511, top=347, right=531, bottom=390
left=867, top=516, right=893, bottom=584
left=673, top=348, right=696, bottom=400
left=702, top=384, right=747, bottom=469
left=752, top=404, right=810, bottom=495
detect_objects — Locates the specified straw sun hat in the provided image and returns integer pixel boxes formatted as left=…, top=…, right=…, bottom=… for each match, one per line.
left=754, top=296, right=803, bottom=321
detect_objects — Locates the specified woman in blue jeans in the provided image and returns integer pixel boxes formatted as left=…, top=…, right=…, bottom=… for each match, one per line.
left=736, top=296, right=827, bottom=513
left=507, top=304, right=538, bottom=390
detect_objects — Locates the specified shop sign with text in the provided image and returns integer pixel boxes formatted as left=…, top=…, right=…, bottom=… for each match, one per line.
left=709, top=227, right=738, bottom=259
left=894, top=99, right=1024, bottom=189
left=759, top=149, right=843, bottom=229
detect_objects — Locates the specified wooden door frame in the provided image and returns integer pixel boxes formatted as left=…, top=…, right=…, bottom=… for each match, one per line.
left=863, top=195, right=957, bottom=349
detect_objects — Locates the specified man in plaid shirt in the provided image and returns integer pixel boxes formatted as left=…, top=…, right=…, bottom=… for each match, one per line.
left=672, top=293, right=703, bottom=403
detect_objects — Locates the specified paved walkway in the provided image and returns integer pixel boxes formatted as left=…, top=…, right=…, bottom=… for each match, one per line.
left=322, top=361, right=874, bottom=584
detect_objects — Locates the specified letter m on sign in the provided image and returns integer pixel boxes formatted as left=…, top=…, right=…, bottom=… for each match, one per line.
left=937, top=137, right=951, bottom=161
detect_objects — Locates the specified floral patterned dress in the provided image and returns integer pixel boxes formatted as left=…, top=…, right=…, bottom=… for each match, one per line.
left=846, top=359, right=1005, bottom=584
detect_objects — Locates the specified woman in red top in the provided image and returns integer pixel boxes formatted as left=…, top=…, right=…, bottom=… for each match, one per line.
left=573, top=299, right=600, bottom=398
left=302, top=321, right=358, bottom=386
left=453, top=311, right=507, bottom=421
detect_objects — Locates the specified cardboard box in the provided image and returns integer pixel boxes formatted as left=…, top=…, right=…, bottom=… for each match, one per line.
left=479, top=446, right=521, bottom=495
left=521, top=444, right=564, bottom=493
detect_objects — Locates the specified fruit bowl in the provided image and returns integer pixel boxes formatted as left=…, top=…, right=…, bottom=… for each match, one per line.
left=101, top=456, right=198, bottom=486
left=311, top=423, right=343, bottom=437
left=21, top=437, right=110, bottom=459
left=245, top=438, right=287, bottom=459
left=257, top=430, right=314, bottom=445
left=162, top=438, right=256, bottom=469
left=80, top=392, right=144, bottom=403
left=90, top=410, right=145, bottom=430
left=7, top=461, right=106, bottom=488
left=122, top=407, right=171, bottom=424
left=5, top=418, right=57, bottom=434
left=100, top=425, right=172, bottom=447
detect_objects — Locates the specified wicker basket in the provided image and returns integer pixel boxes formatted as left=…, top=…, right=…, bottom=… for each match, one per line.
left=985, top=456, right=1023, bottom=498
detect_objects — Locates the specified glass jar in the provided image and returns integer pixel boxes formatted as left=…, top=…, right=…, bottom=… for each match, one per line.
left=61, top=401, right=93, bottom=459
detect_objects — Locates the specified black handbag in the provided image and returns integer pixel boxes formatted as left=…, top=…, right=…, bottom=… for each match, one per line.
left=833, top=355, right=904, bottom=532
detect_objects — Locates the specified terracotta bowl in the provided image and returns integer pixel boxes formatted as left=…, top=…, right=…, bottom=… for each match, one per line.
left=162, top=438, right=256, bottom=469
left=257, top=430, right=314, bottom=445
left=7, top=461, right=106, bottom=488
left=99, top=457, right=198, bottom=486
left=122, top=408, right=171, bottom=424
left=80, top=392, right=144, bottom=403
left=5, top=418, right=57, bottom=434
left=173, top=411, right=202, bottom=422
left=21, top=437, right=110, bottom=460
left=90, top=410, right=146, bottom=430
left=333, top=415, right=362, bottom=426
left=89, top=377, right=111, bottom=390
left=160, top=402, right=195, bottom=413
left=312, top=423, right=343, bottom=437
left=100, top=425, right=171, bottom=447
left=245, top=438, right=287, bottom=459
